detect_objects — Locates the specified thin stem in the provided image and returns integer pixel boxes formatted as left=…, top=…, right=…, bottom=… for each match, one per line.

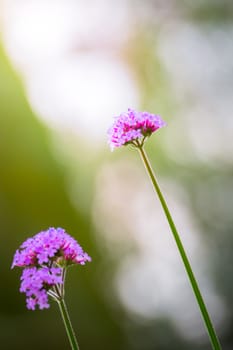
left=58, top=298, right=80, bottom=350
left=54, top=285, right=80, bottom=350
left=48, top=289, right=59, bottom=300
left=137, top=144, right=221, bottom=350
left=61, top=268, right=67, bottom=298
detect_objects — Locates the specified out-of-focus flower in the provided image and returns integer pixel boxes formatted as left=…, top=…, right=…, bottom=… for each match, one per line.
left=108, top=108, right=165, bottom=150
left=12, top=227, right=91, bottom=310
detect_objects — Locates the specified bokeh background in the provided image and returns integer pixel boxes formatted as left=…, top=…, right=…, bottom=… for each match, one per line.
left=0, top=1, right=233, bottom=349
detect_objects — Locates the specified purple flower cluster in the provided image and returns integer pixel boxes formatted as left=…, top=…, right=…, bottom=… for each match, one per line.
left=12, top=227, right=91, bottom=310
left=20, top=267, right=63, bottom=310
left=108, top=108, right=165, bottom=150
left=12, top=227, right=91, bottom=268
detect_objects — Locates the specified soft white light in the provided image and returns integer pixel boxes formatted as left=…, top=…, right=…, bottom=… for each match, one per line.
left=25, top=53, right=139, bottom=139
left=1, top=0, right=78, bottom=67
left=1, top=0, right=138, bottom=141
left=92, top=160, right=226, bottom=340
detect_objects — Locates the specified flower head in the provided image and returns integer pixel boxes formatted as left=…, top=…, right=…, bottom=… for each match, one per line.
left=12, top=227, right=91, bottom=310
left=108, top=108, right=165, bottom=150
left=12, top=227, right=91, bottom=269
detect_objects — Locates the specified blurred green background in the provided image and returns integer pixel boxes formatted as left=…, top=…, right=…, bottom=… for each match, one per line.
left=0, top=1, right=233, bottom=349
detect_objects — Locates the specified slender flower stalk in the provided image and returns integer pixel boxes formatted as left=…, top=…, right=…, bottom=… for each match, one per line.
left=12, top=227, right=91, bottom=350
left=137, top=142, right=221, bottom=350
left=53, top=283, right=80, bottom=350
left=108, top=108, right=222, bottom=350
left=58, top=298, right=80, bottom=350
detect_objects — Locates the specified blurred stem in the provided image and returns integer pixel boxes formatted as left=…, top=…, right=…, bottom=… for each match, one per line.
left=137, top=144, right=221, bottom=350
left=54, top=284, right=80, bottom=350
left=58, top=298, right=80, bottom=350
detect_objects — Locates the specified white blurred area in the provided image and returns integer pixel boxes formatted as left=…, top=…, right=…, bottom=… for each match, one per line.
left=1, top=1, right=232, bottom=155
left=0, top=0, right=231, bottom=343
left=92, top=159, right=227, bottom=340
left=157, top=22, right=233, bottom=164
left=0, top=0, right=139, bottom=140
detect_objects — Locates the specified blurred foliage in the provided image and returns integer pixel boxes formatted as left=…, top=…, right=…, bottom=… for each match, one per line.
left=185, top=0, right=233, bottom=23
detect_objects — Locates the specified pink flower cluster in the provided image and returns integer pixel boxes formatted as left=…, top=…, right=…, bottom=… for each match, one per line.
left=108, top=108, right=165, bottom=150
left=20, top=267, right=63, bottom=310
left=12, top=227, right=91, bottom=310
left=12, top=227, right=91, bottom=268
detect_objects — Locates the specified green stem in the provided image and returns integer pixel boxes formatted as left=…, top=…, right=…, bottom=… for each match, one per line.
left=137, top=144, right=221, bottom=350
left=58, top=297, right=80, bottom=350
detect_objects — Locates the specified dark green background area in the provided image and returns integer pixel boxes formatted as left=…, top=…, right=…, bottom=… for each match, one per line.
left=1, top=1, right=233, bottom=349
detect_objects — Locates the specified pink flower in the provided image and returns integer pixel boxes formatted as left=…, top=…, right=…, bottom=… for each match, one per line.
left=12, top=227, right=91, bottom=310
left=20, top=266, right=62, bottom=310
left=12, top=227, right=91, bottom=268
left=108, top=108, right=165, bottom=150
